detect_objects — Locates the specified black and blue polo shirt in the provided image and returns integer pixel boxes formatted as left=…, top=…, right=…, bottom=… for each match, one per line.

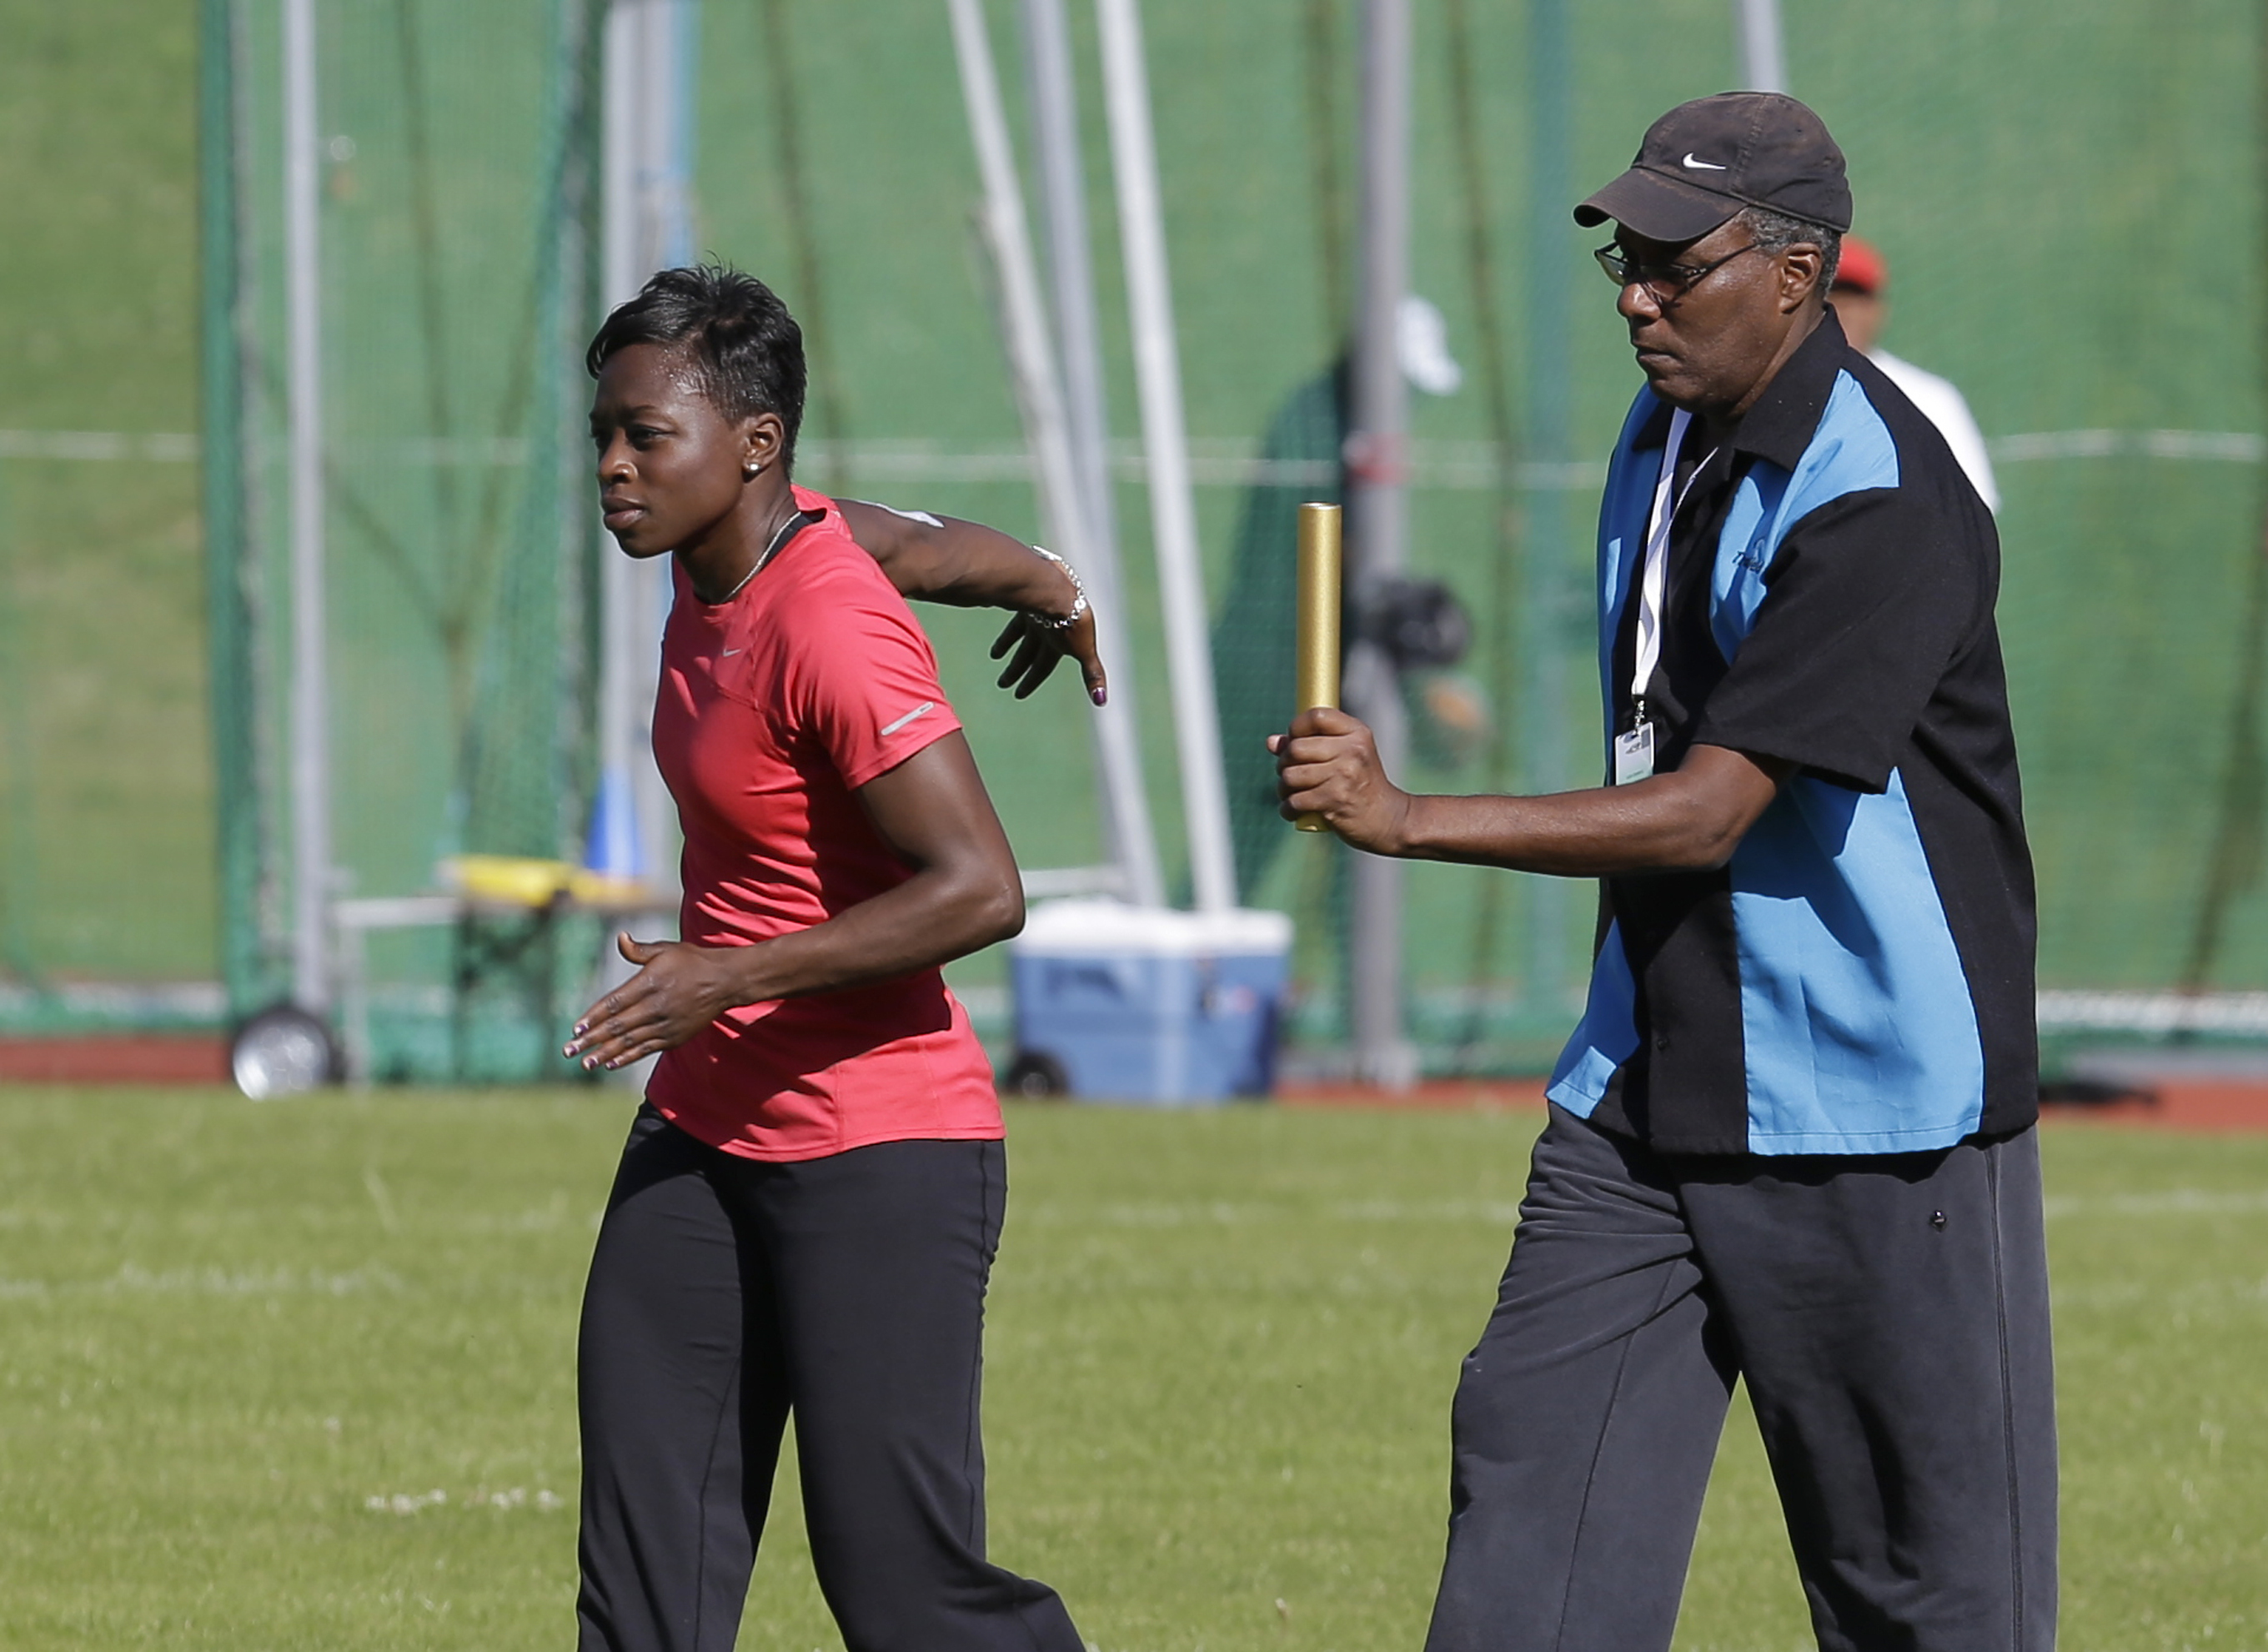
left=1547, top=312, right=2037, bottom=1156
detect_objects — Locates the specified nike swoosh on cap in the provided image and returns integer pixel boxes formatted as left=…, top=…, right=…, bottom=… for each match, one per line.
left=1682, top=153, right=1729, bottom=170
left=881, top=700, right=937, bottom=737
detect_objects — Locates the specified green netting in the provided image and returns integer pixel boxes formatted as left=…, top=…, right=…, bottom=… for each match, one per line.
left=695, top=0, right=2268, bottom=1065
left=202, top=0, right=601, bottom=1077
left=173, top=0, right=2268, bottom=1073
left=0, top=3, right=210, bottom=1029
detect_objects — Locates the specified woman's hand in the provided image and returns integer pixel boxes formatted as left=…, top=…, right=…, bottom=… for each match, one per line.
left=990, top=603, right=1107, bottom=704
left=562, top=733, right=1026, bottom=1071
left=564, top=933, right=749, bottom=1072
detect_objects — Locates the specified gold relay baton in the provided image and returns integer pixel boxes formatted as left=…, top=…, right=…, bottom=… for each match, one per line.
left=1293, top=502, right=1342, bottom=832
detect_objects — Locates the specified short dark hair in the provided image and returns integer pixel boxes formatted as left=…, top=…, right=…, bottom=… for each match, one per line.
left=586, top=264, right=808, bottom=469
left=1737, top=205, right=1843, bottom=292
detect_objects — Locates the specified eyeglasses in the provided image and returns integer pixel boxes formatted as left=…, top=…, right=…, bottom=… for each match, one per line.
left=1593, top=241, right=1768, bottom=303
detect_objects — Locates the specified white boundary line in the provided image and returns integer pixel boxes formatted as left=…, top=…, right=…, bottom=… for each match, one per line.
left=2037, top=990, right=2268, bottom=1037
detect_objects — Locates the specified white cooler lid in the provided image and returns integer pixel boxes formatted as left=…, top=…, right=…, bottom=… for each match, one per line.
left=1011, top=898, right=1293, bottom=958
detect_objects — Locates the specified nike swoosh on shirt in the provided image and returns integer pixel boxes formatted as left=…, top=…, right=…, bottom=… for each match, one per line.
left=881, top=700, right=937, bottom=737
left=1682, top=153, right=1728, bottom=170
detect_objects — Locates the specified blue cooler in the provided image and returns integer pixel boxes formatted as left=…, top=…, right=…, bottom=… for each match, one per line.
left=1007, top=900, right=1294, bottom=1104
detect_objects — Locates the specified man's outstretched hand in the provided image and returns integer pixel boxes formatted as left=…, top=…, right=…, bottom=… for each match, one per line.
left=1277, top=712, right=1794, bottom=876
left=1272, top=706, right=1413, bottom=856
left=991, top=605, right=1108, bottom=705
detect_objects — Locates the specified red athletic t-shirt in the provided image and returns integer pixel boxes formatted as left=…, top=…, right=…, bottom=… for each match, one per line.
left=643, top=486, right=1003, bottom=1161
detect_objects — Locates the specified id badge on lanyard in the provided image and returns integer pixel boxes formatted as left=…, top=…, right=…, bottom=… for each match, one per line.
left=1617, top=408, right=1705, bottom=786
left=1613, top=721, right=1656, bottom=786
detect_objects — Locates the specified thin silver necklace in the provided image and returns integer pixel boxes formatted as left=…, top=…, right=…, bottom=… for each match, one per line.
left=710, top=506, right=811, bottom=605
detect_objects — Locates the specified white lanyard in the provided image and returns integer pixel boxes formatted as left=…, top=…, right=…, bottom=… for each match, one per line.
left=1631, top=407, right=1698, bottom=721
left=1614, top=408, right=1715, bottom=785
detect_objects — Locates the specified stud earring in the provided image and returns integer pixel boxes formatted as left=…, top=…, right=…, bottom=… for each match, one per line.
left=744, top=460, right=762, bottom=479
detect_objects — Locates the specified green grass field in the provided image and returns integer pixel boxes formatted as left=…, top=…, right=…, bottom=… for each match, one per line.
left=0, top=1091, right=2261, bottom=1649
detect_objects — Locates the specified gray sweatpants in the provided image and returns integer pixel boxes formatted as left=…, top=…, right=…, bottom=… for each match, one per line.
left=1424, top=1105, right=2056, bottom=1652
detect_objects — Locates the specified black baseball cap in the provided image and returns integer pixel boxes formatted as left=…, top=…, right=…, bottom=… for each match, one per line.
left=1573, top=92, right=1851, bottom=244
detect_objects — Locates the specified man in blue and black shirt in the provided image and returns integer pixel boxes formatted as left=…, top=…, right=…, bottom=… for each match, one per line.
left=1277, top=92, right=2052, bottom=1651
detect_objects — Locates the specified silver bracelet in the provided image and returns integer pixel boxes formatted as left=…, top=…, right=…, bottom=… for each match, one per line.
left=1027, top=545, right=1090, bottom=631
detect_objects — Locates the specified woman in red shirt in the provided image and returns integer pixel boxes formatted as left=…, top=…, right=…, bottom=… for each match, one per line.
left=564, top=265, right=1086, bottom=1652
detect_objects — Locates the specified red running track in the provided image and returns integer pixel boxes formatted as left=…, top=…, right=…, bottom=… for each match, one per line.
left=1278, top=1077, right=2268, bottom=1133
left=0, top=1037, right=229, bottom=1086
left=1, top=1041, right=2264, bottom=1132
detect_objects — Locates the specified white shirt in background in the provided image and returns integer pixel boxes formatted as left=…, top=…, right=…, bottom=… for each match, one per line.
left=1869, top=349, right=2000, bottom=515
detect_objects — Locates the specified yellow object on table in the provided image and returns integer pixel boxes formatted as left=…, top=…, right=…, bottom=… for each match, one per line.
left=439, top=856, right=663, bottom=912
left=441, top=855, right=578, bottom=907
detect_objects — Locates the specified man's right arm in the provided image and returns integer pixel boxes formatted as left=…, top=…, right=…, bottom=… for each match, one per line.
left=1272, top=707, right=1791, bottom=877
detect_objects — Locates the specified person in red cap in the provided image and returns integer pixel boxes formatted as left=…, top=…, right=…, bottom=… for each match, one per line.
left=1277, top=91, right=2051, bottom=1652
left=1833, top=234, right=2000, bottom=510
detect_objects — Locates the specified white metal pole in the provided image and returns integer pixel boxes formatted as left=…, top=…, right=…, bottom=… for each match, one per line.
left=663, top=0, right=698, bottom=268
left=1016, top=0, right=1167, bottom=908
left=950, top=0, right=1165, bottom=907
left=1523, top=0, right=1575, bottom=1022
left=1734, top=0, right=1788, bottom=93
left=1093, top=0, right=1237, bottom=914
left=1020, top=0, right=1111, bottom=558
left=1345, top=0, right=1416, bottom=1087
left=282, top=0, right=334, bottom=1012
left=599, top=1, right=649, bottom=309
left=596, top=0, right=695, bottom=891
left=942, top=0, right=1082, bottom=598
left=595, top=0, right=641, bottom=868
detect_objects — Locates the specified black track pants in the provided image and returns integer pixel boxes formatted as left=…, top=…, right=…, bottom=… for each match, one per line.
left=575, top=1105, right=1083, bottom=1652
left=1424, top=1104, right=2058, bottom=1652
